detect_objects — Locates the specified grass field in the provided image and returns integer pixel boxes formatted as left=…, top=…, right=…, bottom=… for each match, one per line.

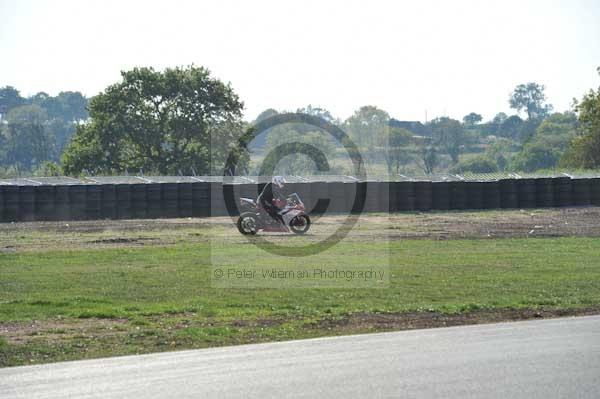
left=1, top=210, right=600, bottom=367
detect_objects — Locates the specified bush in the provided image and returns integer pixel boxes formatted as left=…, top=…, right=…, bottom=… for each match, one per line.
left=450, top=156, right=498, bottom=174
left=34, top=161, right=63, bottom=177
left=512, top=141, right=561, bottom=172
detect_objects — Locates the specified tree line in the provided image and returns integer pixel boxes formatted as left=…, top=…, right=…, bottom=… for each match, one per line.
left=0, top=88, right=88, bottom=176
left=1, top=65, right=599, bottom=177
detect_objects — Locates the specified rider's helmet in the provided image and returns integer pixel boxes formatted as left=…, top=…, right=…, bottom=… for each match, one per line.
left=272, top=176, right=286, bottom=188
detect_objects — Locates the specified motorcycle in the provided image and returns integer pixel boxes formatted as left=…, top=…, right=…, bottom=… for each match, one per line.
left=237, top=193, right=311, bottom=235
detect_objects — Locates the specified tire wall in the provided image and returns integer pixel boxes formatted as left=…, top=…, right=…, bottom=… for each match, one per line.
left=553, top=177, right=572, bottom=207
left=192, top=182, right=210, bottom=217
left=482, top=181, right=501, bottom=209
left=178, top=183, right=194, bottom=218
left=328, top=182, right=347, bottom=213
left=591, top=178, right=600, bottom=206
left=431, top=182, right=450, bottom=210
left=210, top=182, right=227, bottom=217
left=499, top=179, right=519, bottom=209
left=450, top=181, right=468, bottom=210
left=535, top=178, right=554, bottom=208
left=0, top=177, right=598, bottom=222
left=572, top=178, right=591, bottom=206
left=34, top=185, right=56, bottom=221
left=390, top=181, right=415, bottom=212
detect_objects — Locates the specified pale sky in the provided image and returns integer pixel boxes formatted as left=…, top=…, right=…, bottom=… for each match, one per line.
left=1, top=0, right=599, bottom=122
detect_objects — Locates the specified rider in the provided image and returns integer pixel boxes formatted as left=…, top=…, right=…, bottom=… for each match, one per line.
left=257, top=176, right=286, bottom=224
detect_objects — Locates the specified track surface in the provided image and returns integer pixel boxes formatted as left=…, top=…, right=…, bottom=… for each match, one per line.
left=1, top=316, right=599, bottom=399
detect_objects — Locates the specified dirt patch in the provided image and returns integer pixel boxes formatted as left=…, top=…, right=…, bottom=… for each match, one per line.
left=229, top=318, right=287, bottom=328
left=0, top=314, right=289, bottom=346
left=0, top=245, right=16, bottom=253
left=0, top=318, right=129, bottom=345
left=2, top=308, right=599, bottom=367
left=4, top=308, right=599, bottom=347
left=88, top=237, right=157, bottom=245
left=310, top=307, right=600, bottom=333
left=0, top=218, right=212, bottom=234
left=1, top=207, right=600, bottom=251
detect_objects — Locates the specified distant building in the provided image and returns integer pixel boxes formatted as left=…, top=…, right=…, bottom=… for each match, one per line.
left=389, top=118, right=432, bottom=136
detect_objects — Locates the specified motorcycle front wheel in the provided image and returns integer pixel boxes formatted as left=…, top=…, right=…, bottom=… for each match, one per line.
left=237, top=213, right=258, bottom=235
left=289, top=214, right=311, bottom=235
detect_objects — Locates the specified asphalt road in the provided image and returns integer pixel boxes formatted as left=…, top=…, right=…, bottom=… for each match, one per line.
left=1, top=315, right=599, bottom=398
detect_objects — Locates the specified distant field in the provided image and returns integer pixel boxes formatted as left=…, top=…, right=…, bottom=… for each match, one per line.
left=1, top=209, right=600, bottom=366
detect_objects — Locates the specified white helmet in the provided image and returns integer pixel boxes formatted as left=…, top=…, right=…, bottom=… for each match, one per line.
left=272, top=176, right=286, bottom=188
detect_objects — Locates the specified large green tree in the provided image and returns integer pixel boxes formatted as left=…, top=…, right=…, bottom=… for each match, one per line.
left=62, top=66, right=244, bottom=175
left=561, top=67, right=600, bottom=169
left=509, top=82, right=553, bottom=120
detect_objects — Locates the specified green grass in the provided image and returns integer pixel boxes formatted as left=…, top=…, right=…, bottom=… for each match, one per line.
left=1, top=237, right=600, bottom=366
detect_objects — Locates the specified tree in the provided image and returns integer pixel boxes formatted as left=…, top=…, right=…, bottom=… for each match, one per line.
left=254, top=108, right=279, bottom=123
left=247, top=109, right=280, bottom=149
left=561, top=67, right=600, bottom=169
left=498, top=115, right=523, bottom=139
left=0, top=86, right=25, bottom=122
left=2, top=105, right=55, bottom=172
left=47, top=119, right=76, bottom=156
left=343, top=106, right=390, bottom=172
left=485, top=138, right=515, bottom=171
left=30, top=92, right=50, bottom=105
left=513, top=111, right=576, bottom=171
left=259, top=106, right=339, bottom=175
left=463, top=112, right=482, bottom=126
left=297, top=105, right=337, bottom=124
left=509, top=82, right=553, bottom=120
left=34, top=161, right=63, bottom=177
left=492, top=112, right=508, bottom=125
left=381, top=126, right=412, bottom=174
left=479, top=112, right=508, bottom=137
left=33, top=91, right=88, bottom=122
left=429, top=117, right=465, bottom=164
left=56, top=91, right=88, bottom=121
left=62, top=65, right=244, bottom=175
left=420, top=144, right=438, bottom=174
left=533, top=112, right=577, bottom=150
left=28, top=91, right=87, bottom=157
left=344, top=106, right=390, bottom=149
left=512, top=141, right=561, bottom=172
left=263, top=128, right=336, bottom=175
